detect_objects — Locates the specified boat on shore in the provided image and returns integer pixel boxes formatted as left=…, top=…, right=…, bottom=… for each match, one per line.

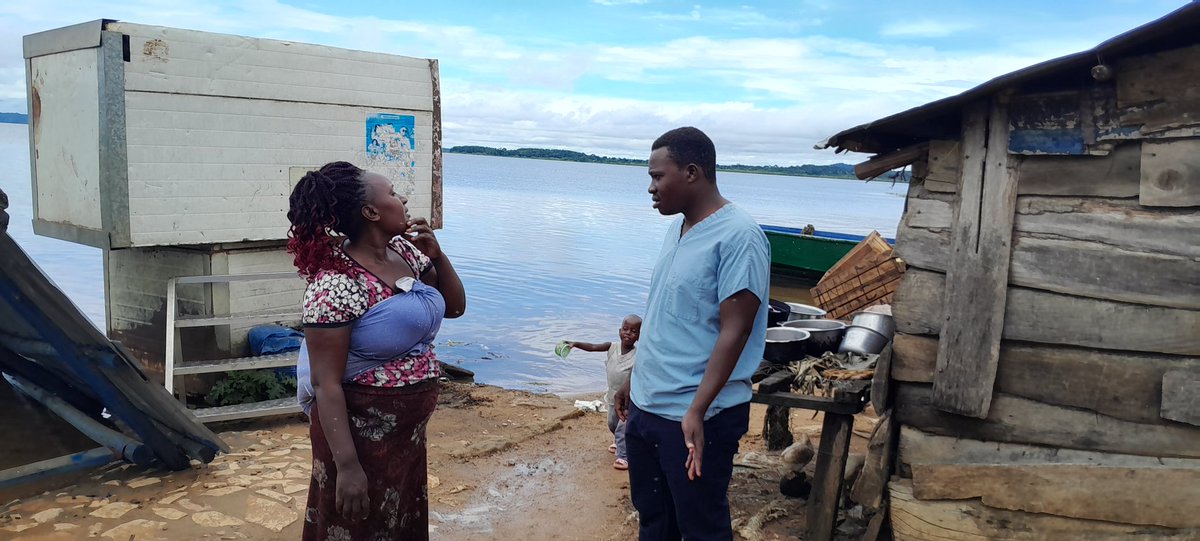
left=761, top=225, right=895, bottom=280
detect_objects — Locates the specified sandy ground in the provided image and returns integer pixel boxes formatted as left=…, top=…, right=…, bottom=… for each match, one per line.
left=0, top=382, right=875, bottom=540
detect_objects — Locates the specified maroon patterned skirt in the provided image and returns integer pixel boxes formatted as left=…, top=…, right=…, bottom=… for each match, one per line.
left=303, top=379, right=439, bottom=541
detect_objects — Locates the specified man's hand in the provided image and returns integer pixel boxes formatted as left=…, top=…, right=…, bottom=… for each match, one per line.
left=681, top=289, right=759, bottom=481
left=682, top=409, right=704, bottom=480
left=615, top=379, right=632, bottom=421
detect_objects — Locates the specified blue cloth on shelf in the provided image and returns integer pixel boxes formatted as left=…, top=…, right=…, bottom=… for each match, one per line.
left=248, top=325, right=304, bottom=356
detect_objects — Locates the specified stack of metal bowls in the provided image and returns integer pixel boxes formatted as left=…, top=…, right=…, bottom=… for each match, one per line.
left=838, top=312, right=896, bottom=355
left=781, top=319, right=846, bottom=357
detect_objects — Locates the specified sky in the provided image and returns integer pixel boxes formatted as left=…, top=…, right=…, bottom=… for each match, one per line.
left=0, top=0, right=1190, bottom=165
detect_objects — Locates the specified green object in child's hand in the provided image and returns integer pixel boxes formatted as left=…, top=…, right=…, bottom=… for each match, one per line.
left=555, top=341, right=571, bottom=360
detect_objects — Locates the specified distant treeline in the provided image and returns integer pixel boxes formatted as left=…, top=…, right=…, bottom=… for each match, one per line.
left=0, top=113, right=29, bottom=124
left=446, top=145, right=910, bottom=181
left=448, top=145, right=646, bottom=166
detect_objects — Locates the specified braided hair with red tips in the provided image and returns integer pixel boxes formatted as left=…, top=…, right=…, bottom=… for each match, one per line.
left=286, top=161, right=368, bottom=282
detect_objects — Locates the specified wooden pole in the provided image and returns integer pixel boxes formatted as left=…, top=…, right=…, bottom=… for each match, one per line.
left=806, top=411, right=855, bottom=541
left=853, top=142, right=930, bottom=180
left=763, top=405, right=794, bottom=451
left=759, top=370, right=794, bottom=451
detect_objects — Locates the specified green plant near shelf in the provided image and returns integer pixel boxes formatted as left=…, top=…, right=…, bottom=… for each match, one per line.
left=206, top=370, right=297, bottom=406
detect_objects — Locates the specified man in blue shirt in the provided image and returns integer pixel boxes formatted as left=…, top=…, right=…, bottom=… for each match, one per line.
left=615, top=127, right=770, bottom=540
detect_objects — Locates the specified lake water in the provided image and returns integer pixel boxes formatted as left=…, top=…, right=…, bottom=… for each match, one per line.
left=0, top=123, right=905, bottom=396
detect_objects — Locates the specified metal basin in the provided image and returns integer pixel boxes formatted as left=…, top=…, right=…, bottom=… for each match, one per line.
left=781, top=319, right=846, bottom=356
left=785, top=303, right=827, bottom=321
left=838, top=325, right=890, bottom=355
left=851, top=312, right=895, bottom=340
left=764, top=327, right=811, bottom=364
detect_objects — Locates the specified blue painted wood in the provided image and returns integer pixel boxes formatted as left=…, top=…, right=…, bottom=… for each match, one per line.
left=1008, top=91, right=1089, bottom=155
left=1006, top=87, right=1120, bottom=155
left=1009, top=129, right=1086, bottom=155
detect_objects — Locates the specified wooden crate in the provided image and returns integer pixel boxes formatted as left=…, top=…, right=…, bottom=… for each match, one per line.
left=811, top=231, right=907, bottom=320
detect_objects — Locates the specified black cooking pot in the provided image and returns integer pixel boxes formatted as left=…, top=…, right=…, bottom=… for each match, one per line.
left=764, top=327, right=811, bottom=364
left=782, top=319, right=847, bottom=356
left=767, top=299, right=792, bottom=327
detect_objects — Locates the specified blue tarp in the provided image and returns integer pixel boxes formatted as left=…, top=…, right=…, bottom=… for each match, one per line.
left=247, top=325, right=303, bottom=356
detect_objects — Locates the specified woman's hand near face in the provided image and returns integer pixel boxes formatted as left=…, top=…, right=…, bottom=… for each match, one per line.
left=405, top=217, right=442, bottom=261
left=404, top=217, right=467, bottom=318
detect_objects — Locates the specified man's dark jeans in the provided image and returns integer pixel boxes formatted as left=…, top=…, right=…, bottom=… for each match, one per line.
left=626, top=401, right=750, bottom=541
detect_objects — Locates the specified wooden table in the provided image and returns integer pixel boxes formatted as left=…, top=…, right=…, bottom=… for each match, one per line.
left=751, top=370, right=869, bottom=541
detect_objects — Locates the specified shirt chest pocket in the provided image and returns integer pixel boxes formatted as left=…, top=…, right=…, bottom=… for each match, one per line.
left=664, top=274, right=704, bottom=322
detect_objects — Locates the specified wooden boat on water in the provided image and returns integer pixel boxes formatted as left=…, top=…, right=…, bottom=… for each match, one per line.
left=761, top=225, right=895, bottom=279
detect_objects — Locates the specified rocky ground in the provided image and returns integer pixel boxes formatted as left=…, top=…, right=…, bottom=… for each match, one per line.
left=0, top=382, right=875, bottom=540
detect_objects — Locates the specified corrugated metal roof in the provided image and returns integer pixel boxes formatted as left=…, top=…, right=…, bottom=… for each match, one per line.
left=818, top=2, right=1200, bottom=155
left=0, top=231, right=229, bottom=473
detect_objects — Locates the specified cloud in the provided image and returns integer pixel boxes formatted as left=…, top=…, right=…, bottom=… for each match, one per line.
left=880, top=19, right=977, bottom=38
left=0, top=0, right=1176, bottom=165
left=438, top=79, right=917, bottom=165
left=588, top=35, right=1039, bottom=108
left=645, top=5, right=797, bottom=29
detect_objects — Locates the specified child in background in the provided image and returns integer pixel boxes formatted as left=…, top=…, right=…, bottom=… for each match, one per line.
left=565, top=314, right=642, bottom=470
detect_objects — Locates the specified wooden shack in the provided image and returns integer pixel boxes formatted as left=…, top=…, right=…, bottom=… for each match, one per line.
left=821, top=5, right=1200, bottom=538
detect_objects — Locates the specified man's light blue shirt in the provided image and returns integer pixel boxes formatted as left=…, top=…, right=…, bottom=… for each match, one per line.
left=631, top=204, right=770, bottom=422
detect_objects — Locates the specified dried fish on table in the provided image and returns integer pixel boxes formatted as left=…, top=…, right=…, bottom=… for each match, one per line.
left=786, top=351, right=879, bottom=395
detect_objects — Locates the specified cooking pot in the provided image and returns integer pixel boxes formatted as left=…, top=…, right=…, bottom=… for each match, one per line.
left=782, top=319, right=846, bottom=356
left=850, top=312, right=895, bottom=340
left=764, top=327, right=811, bottom=364
left=785, top=303, right=826, bottom=321
left=838, top=325, right=890, bottom=355
left=767, top=299, right=792, bottom=327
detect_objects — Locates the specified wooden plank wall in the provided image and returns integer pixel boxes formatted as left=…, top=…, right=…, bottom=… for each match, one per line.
left=931, top=100, right=1019, bottom=418
left=882, top=42, right=1200, bottom=538
left=891, top=478, right=1200, bottom=540
left=1115, top=43, right=1200, bottom=138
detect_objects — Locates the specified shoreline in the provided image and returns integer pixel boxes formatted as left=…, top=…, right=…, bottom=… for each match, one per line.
left=0, top=381, right=874, bottom=540
left=444, top=150, right=908, bottom=182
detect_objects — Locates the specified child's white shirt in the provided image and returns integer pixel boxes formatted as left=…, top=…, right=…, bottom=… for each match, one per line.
left=605, top=342, right=636, bottom=408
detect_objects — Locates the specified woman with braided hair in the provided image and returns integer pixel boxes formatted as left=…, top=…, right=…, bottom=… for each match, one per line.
left=288, top=161, right=466, bottom=541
